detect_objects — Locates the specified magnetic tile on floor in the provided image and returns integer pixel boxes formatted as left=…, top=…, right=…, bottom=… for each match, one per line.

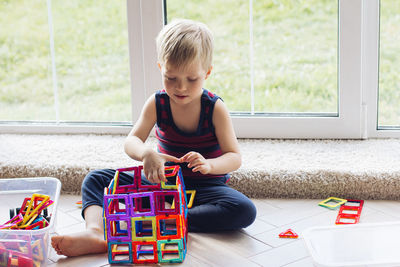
left=253, top=227, right=298, bottom=249
left=253, top=210, right=337, bottom=248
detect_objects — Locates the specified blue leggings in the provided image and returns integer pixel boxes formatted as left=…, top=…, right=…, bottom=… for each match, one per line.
left=81, top=169, right=256, bottom=232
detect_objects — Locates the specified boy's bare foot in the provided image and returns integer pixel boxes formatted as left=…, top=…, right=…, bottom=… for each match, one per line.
left=51, top=228, right=107, bottom=257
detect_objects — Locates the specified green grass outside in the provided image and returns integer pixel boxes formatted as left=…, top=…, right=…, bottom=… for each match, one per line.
left=0, top=0, right=398, bottom=126
left=379, top=0, right=400, bottom=126
left=0, top=0, right=130, bottom=121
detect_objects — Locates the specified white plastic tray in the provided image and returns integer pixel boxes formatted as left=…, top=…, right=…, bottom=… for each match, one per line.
left=303, top=221, right=400, bottom=267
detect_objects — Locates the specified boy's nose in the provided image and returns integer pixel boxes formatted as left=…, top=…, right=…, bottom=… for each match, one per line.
left=176, top=82, right=185, bottom=91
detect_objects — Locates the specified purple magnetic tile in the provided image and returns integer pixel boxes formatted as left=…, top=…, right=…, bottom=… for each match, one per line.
left=129, top=192, right=155, bottom=217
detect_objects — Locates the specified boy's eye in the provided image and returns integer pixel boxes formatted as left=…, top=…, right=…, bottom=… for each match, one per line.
left=166, top=76, right=176, bottom=81
left=188, top=78, right=198, bottom=82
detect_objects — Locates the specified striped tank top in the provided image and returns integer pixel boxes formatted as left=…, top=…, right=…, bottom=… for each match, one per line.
left=155, top=89, right=225, bottom=180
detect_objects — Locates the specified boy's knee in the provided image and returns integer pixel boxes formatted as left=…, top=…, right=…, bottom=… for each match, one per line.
left=236, top=199, right=257, bottom=228
left=82, top=170, right=100, bottom=187
left=81, top=169, right=113, bottom=192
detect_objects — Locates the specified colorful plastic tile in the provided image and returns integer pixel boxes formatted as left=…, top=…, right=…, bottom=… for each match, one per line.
left=131, top=217, right=157, bottom=241
left=133, top=241, right=158, bottom=264
left=279, top=229, right=299, bottom=238
left=318, top=197, right=347, bottom=210
left=108, top=241, right=132, bottom=264
left=157, top=239, right=184, bottom=263
left=335, top=213, right=360, bottom=224
left=129, top=192, right=155, bottom=217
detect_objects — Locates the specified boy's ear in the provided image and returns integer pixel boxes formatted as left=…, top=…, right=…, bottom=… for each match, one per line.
left=205, top=66, right=213, bottom=79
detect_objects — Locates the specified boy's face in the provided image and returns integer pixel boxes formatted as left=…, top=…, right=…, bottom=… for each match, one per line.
left=158, top=60, right=212, bottom=106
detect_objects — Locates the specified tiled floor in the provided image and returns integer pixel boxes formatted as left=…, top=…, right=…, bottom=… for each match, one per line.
left=48, top=195, right=400, bottom=267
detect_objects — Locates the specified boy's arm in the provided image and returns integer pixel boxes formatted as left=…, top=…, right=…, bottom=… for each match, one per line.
left=124, top=94, right=157, bottom=161
left=181, top=99, right=241, bottom=175
left=208, top=99, right=242, bottom=174
left=124, top=94, right=179, bottom=183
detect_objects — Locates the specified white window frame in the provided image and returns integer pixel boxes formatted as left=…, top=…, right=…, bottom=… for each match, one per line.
left=1, top=0, right=398, bottom=138
left=363, top=0, right=400, bottom=138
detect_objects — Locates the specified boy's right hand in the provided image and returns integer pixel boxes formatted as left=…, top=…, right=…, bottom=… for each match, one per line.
left=142, top=150, right=181, bottom=184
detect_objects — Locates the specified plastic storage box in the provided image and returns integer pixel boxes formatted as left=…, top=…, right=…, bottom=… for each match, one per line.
left=303, top=221, right=400, bottom=267
left=0, top=177, right=61, bottom=267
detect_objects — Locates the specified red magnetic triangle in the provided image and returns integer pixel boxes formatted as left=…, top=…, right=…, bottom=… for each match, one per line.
left=279, top=229, right=298, bottom=238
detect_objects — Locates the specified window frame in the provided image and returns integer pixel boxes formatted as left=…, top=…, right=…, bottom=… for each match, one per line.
left=363, top=0, right=400, bottom=138
left=1, top=0, right=398, bottom=138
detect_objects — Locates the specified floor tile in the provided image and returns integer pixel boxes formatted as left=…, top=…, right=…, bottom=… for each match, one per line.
left=262, top=199, right=323, bottom=210
left=55, top=221, right=86, bottom=235
left=191, top=231, right=272, bottom=258
left=252, top=199, right=281, bottom=217
left=364, top=200, right=400, bottom=219
left=257, top=203, right=325, bottom=227
left=359, top=210, right=400, bottom=223
left=64, top=208, right=85, bottom=223
left=55, top=209, right=81, bottom=230
left=57, top=194, right=82, bottom=212
left=241, top=218, right=276, bottom=236
left=188, top=233, right=263, bottom=267
left=283, top=257, right=314, bottom=267
left=249, top=240, right=308, bottom=267
left=48, top=253, right=109, bottom=267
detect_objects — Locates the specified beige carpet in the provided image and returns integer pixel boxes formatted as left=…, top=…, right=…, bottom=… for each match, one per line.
left=1, top=134, right=400, bottom=200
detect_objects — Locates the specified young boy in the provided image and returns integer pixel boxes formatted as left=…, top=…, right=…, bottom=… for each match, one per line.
left=51, top=19, right=256, bottom=257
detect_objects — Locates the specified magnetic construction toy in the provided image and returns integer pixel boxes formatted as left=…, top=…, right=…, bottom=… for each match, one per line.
left=0, top=238, right=45, bottom=267
left=335, top=199, right=364, bottom=225
left=279, top=229, right=298, bottom=239
left=0, top=194, right=53, bottom=231
left=103, top=165, right=195, bottom=264
left=318, top=197, right=347, bottom=210
left=0, top=194, right=53, bottom=267
left=318, top=197, right=364, bottom=225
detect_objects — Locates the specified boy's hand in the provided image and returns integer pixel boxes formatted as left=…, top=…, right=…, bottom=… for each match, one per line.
left=142, top=150, right=181, bottom=183
left=180, top=152, right=211, bottom=174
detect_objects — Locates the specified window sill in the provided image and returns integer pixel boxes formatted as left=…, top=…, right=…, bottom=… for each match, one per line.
left=1, top=134, right=399, bottom=199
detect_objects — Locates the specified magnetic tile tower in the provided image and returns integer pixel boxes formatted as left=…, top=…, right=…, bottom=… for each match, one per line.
left=103, top=165, right=195, bottom=264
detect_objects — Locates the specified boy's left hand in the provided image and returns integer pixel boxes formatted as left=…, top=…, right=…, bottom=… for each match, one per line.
left=180, top=152, right=211, bottom=174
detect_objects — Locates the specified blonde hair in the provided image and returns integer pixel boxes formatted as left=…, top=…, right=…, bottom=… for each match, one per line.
left=156, top=19, right=213, bottom=70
